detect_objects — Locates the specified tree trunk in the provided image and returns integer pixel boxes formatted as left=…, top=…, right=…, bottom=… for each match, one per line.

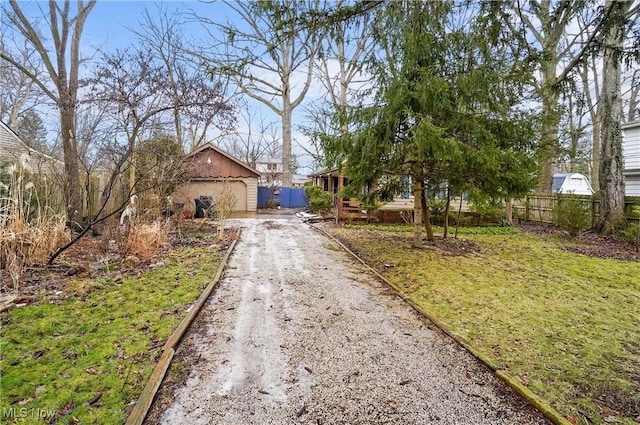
left=282, top=94, right=292, bottom=187
left=443, top=186, right=451, bottom=238
left=412, top=165, right=423, bottom=247
left=537, top=62, right=561, bottom=194
left=598, top=0, right=629, bottom=232
left=60, top=97, right=83, bottom=227
left=591, top=117, right=601, bottom=189
left=421, top=179, right=434, bottom=241
left=505, top=198, right=513, bottom=225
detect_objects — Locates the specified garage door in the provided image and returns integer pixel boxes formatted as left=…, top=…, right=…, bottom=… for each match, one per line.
left=223, top=181, right=247, bottom=211
left=176, top=180, right=248, bottom=212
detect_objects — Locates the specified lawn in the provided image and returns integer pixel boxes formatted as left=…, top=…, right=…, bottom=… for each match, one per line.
left=329, top=225, right=640, bottom=425
left=0, top=245, right=222, bottom=425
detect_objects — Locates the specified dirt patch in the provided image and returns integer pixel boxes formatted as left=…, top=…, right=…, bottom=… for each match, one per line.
left=423, top=236, right=482, bottom=255
left=518, top=222, right=640, bottom=262
left=261, top=220, right=284, bottom=229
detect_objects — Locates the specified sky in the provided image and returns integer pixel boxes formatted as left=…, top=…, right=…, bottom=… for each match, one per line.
left=3, top=0, right=325, bottom=173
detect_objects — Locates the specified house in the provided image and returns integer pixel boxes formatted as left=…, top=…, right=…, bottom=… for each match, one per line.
left=309, top=167, right=357, bottom=217
left=255, top=158, right=282, bottom=187
left=623, top=121, right=640, bottom=197
left=172, top=143, right=261, bottom=213
left=552, top=173, right=595, bottom=196
left=310, top=167, right=477, bottom=222
left=0, top=120, right=61, bottom=174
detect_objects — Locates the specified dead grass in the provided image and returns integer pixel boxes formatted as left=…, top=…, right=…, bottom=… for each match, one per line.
left=124, top=219, right=172, bottom=260
left=329, top=226, right=640, bottom=425
left=1, top=164, right=70, bottom=289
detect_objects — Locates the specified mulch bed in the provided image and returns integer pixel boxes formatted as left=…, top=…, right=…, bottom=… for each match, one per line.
left=518, top=221, right=640, bottom=262
left=1, top=221, right=237, bottom=305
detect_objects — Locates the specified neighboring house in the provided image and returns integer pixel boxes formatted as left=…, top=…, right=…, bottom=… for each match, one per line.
left=255, top=158, right=282, bottom=187
left=551, top=173, right=595, bottom=196
left=173, top=143, right=261, bottom=213
left=308, top=167, right=372, bottom=220
left=255, top=158, right=308, bottom=187
left=309, top=167, right=474, bottom=222
left=0, top=120, right=62, bottom=174
left=291, top=174, right=308, bottom=187
left=623, top=120, right=640, bottom=197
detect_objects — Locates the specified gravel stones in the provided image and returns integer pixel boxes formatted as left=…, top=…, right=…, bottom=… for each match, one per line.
left=158, top=217, right=549, bottom=425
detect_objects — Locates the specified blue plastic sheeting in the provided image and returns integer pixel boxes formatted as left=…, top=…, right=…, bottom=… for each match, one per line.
left=258, top=186, right=308, bottom=208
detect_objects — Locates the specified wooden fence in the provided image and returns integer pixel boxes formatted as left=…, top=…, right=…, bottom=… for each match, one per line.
left=513, top=195, right=640, bottom=226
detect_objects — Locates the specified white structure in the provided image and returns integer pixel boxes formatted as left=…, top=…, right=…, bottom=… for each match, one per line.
left=622, top=121, right=640, bottom=197
left=255, top=158, right=283, bottom=186
left=552, top=173, right=595, bottom=196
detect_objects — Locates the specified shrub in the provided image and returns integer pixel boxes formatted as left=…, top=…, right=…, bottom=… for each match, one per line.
left=265, top=198, right=280, bottom=209
left=125, top=218, right=171, bottom=259
left=304, top=185, right=333, bottom=213
left=469, top=197, right=505, bottom=225
left=213, top=186, right=238, bottom=240
left=618, top=205, right=640, bottom=249
left=552, top=194, right=591, bottom=237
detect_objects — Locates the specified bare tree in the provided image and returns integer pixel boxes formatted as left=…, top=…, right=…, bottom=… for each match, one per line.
left=317, top=1, right=373, bottom=138
left=132, top=4, right=235, bottom=151
left=501, top=0, right=609, bottom=193
left=0, top=34, right=46, bottom=130
left=221, top=104, right=279, bottom=169
left=578, top=44, right=604, bottom=189
left=625, top=64, right=640, bottom=122
left=296, top=1, right=373, bottom=172
left=1, top=0, right=96, bottom=228
left=199, top=0, right=323, bottom=186
left=88, top=48, right=232, bottom=196
left=558, top=88, right=590, bottom=174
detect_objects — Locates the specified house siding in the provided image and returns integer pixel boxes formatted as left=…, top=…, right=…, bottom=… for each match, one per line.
left=626, top=177, right=640, bottom=197
left=246, top=178, right=257, bottom=211
left=623, top=121, right=640, bottom=197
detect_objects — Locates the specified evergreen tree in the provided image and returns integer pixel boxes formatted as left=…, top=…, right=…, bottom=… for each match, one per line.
left=17, top=109, right=48, bottom=153
left=331, top=1, right=538, bottom=246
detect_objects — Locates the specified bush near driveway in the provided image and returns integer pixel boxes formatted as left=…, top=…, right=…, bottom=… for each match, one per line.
left=330, top=226, right=640, bottom=425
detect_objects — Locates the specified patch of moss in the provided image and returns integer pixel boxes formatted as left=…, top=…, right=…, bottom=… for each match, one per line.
left=0, top=247, right=221, bottom=425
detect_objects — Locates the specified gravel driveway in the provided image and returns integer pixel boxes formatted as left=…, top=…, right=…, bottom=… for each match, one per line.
left=157, top=215, right=549, bottom=425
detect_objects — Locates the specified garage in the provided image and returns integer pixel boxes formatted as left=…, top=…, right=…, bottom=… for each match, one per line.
left=173, top=143, right=260, bottom=213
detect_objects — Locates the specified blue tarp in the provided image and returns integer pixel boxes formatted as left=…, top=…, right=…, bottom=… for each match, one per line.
left=258, top=187, right=308, bottom=208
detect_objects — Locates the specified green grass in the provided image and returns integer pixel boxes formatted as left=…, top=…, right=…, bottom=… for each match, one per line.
left=0, top=247, right=221, bottom=424
left=330, top=227, right=640, bottom=425
left=344, top=223, right=521, bottom=235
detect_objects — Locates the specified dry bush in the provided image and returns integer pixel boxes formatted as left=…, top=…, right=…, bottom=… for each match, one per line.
left=124, top=218, right=172, bottom=260
left=1, top=160, right=71, bottom=290
left=214, top=185, right=238, bottom=240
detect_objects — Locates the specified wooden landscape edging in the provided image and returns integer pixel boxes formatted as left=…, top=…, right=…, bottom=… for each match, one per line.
left=311, top=224, right=572, bottom=425
left=125, top=234, right=239, bottom=425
